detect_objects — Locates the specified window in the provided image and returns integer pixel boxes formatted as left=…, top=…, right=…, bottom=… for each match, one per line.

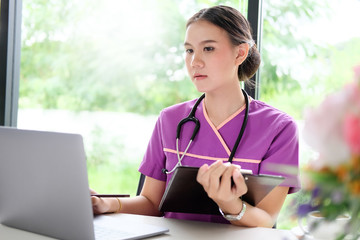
left=18, top=0, right=246, bottom=195
left=260, top=0, right=360, bottom=228
left=261, top=0, right=360, bottom=118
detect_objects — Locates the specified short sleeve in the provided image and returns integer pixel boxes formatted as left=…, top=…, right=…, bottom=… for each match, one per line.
left=259, top=118, right=301, bottom=194
left=138, top=112, right=167, bottom=182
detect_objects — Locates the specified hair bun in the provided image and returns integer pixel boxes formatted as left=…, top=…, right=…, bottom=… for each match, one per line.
left=238, top=45, right=261, bottom=81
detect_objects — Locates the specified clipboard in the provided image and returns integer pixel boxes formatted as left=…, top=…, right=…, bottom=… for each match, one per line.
left=159, top=166, right=285, bottom=215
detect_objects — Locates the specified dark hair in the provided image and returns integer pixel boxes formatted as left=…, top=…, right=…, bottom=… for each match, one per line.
left=186, top=5, right=261, bottom=82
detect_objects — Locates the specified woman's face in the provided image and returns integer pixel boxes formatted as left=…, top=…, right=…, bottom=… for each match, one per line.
left=184, top=20, right=246, bottom=94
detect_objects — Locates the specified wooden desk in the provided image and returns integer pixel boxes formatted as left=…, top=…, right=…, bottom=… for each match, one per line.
left=0, top=213, right=298, bottom=240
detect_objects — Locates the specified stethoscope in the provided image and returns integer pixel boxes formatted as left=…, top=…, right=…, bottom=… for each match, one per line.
left=162, top=89, right=249, bottom=174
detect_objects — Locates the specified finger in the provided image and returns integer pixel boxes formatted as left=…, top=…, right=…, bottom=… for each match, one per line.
left=197, top=164, right=209, bottom=178
left=196, top=164, right=209, bottom=185
left=197, top=161, right=221, bottom=187
left=207, top=161, right=230, bottom=189
left=90, top=189, right=97, bottom=194
left=216, top=165, right=240, bottom=202
left=91, top=196, right=100, bottom=214
left=91, top=196, right=99, bottom=204
left=91, top=194, right=105, bottom=205
left=206, top=160, right=226, bottom=177
left=203, top=161, right=230, bottom=198
left=232, top=168, right=248, bottom=196
left=219, top=164, right=238, bottom=190
left=91, top=196, right=106, bottom=214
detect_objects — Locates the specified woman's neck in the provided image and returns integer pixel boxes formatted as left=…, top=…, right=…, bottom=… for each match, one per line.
left=204, top=84, right=245, bottom=127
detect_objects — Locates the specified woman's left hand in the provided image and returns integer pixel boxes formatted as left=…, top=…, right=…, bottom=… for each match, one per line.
left=196, top=160, right=248, bottom=213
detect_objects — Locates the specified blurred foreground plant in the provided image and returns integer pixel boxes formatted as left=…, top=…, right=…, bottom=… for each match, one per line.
left=297, top=65, right=360, bottom=240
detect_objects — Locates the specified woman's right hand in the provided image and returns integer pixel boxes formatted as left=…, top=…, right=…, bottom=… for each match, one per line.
left=90, top=189, right=112, bottom=215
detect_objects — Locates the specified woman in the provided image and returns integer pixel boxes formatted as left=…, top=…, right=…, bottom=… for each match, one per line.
left=92, top=5, right=300, bottom=228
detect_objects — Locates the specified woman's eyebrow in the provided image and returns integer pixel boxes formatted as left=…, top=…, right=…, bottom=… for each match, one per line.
left=184, top=39, right=218, bottom=47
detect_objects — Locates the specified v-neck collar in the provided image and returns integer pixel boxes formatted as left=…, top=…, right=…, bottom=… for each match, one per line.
left=202, top=98, right=250, bottom=156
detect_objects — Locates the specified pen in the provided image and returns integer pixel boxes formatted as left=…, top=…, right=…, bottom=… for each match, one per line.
left=91, top=194, right=130, bottom=198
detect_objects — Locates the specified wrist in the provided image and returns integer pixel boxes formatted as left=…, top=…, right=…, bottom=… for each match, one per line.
left=219, top=200, right=247, bottom=222
left=103, top=198, right=121, bottom=213
left=114, top=198, right=122, bottom=213
left=217, top=197, right=243, bottom=215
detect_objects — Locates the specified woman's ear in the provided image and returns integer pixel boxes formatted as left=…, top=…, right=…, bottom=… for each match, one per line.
left=235, top=43, right=249, bottom=66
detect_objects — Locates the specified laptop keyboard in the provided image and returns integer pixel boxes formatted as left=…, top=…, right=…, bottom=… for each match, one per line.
left=93, top=215, right=168, bottom=240
left=94, top=225, right=132, bottom=240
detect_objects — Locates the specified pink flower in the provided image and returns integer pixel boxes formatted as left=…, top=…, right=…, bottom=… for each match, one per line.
left=303, top=90, right=351, bottom=169
left=303, top=64, right=360, bottom=169
left=344, top=113, right=360, bottom=155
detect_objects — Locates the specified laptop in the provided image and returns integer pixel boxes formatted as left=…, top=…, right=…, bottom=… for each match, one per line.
left=0, top=126, right=169, bottom=240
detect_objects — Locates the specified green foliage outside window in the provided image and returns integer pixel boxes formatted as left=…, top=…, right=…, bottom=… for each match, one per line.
left=20, top=0, right=360, bottom=117
left=20, top=0, right=242, bottom=113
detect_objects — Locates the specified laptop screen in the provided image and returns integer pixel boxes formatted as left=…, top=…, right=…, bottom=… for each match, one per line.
left=0, top=127, right=168, bottom=240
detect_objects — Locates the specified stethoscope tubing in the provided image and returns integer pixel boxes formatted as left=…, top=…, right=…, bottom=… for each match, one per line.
left=163, top=89, right=249, bottom=174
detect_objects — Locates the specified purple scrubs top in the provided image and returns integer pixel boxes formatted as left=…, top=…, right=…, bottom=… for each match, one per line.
left=139, top=97, right=300, bottom=223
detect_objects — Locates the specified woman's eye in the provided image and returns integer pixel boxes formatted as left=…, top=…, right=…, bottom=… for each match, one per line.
left=204, top=47, right=214, bottom=52
left=185, top=49, right=193, bottom=54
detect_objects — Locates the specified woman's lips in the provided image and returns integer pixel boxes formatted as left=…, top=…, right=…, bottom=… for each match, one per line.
left=194, top=74, right=208, bottom=80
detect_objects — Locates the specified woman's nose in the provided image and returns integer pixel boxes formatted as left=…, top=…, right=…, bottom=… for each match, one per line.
left=191, top=53, right=204, bottom=68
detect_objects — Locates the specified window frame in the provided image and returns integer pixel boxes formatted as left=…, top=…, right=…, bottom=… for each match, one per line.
left=0, top=0, right=21, bottom=127
left=245, top=0, right=263, bottom=100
